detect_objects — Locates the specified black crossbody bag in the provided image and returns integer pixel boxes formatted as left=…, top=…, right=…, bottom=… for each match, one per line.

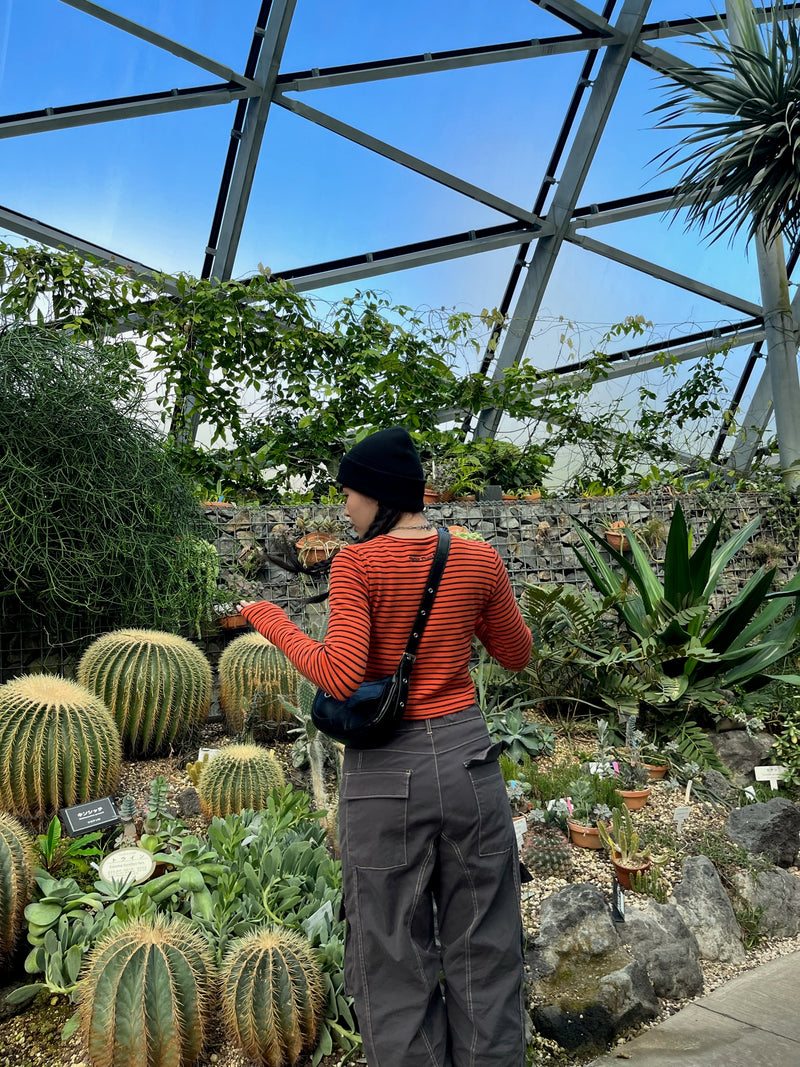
left=311, top=528, right=451, bottom=749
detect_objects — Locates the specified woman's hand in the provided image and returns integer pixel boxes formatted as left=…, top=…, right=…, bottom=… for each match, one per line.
left=236, top=601, right=258, bottom=613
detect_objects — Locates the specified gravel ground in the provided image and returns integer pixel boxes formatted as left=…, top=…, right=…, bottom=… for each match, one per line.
left=0, top=722, right=797, bottom=1067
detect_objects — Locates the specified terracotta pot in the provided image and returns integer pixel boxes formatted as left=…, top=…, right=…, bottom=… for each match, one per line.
left=502, top=494, right=521, bottom=505
left=604, top=527, right=629, bottom=552
left=219, top=613, right=248, bottom=630
left=612, top=854, right=651, bottom=891
left=295, top=533, right=343, bottom=565
left=643, top=762, right=668, bottom=780
left=566, top=820, right=605, bottom=849
left=447, top=525, right=470, bottom=537
left=423, top=487, right=441, bottom=504
left=619, top=787, right=651, bottom=811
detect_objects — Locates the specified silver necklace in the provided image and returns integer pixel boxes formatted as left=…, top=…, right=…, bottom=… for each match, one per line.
left=391, top=524, right=433, bottom=531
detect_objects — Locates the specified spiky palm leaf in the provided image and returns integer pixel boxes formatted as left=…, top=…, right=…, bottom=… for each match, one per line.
left=652, top=1, right=800, bottom=245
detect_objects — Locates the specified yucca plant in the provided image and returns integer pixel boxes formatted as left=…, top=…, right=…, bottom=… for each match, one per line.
left=196, top=745, right=286, bottom=818
left=0, top=675, right=122, bottom=817
left=0, top=814, right=35, bottom=964
left=218, top=633, right=300, bottom=734
left=77, top=629, right=212, bottom=756
left=220, top=926, right=324, bottom=1067
left=78, top=914, right=215, bottom=1067
left=569, top=502, right=800, bottom=723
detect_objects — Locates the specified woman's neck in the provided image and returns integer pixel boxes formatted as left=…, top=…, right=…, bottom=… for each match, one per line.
left=386, top=512, right=435, bottom=538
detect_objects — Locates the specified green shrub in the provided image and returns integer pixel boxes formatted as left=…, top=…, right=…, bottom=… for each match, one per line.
left=78, top=914, right=215, bottom=1067
left=78, top=629, right=211, bottom=756
left=221, top=926, right=324, bottom=1067
left=197, top=745, right=286, bottom=818
left=0, top=675, right=121, bottom=816
left=219, top=633, right=300, bottom=734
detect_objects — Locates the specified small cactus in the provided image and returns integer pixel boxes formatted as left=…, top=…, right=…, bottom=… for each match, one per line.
left=0, top=814, right=35, bottom=964
left=78, top=914, right=215, bottom=1067
left=0, top=675, right=122, bottom=817
left=221, top=927, right=324, bottom=1067
left=196, top=745, right=285, bottom=818
left=520, top=823, right=573, bottom=880
left=78, top=629, right=212, bottom=756
left=218, top=633, right=299, bottom=734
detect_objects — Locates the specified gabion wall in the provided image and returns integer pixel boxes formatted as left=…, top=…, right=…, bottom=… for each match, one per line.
left=206, top=491, right=800, bottom=629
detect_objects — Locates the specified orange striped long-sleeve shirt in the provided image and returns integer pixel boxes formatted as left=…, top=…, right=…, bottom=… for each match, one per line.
left=240, top=532, right=532, bottom=719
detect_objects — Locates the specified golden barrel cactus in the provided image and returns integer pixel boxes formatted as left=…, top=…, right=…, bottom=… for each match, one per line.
left=196, top=744, right=285, bottom=818
left=221, top=927, right=324, bottom=1067
left=78, top=914, right=215, bottom=1067
left=218, top=633, right=299, bottom=734
left=0, top=675, right=122, bottom=817
left=77, top=629, right=212, bottom=756
left=0, top=814, right=35, bottom=964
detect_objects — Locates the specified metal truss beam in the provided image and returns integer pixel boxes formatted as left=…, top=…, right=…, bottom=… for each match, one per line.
left=57, top=1, right=259, bottom=90
left=566, top=231, right=763, bottom=317
left=208, top=0, right=297, bottom=282
left=274, top=95, right=543, bottom=224
left=475, top=0, right=653, bottom=438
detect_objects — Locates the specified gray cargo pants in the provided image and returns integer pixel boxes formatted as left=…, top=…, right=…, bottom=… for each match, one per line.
left=339, top=706, right=526, bottom=1067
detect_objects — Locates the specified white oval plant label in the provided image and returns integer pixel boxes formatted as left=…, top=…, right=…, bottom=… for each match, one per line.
left=98, top=846, right=156, bottom=886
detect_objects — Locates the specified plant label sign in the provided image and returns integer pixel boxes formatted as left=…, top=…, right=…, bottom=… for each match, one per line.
left=611, top=879, right=625, bottom=922
left=673, top=806, right=691, bottom=833
left=98, top=847, right=156, bottom=886
left=513, top=816, right=527, bottom=848
left=754, top=765, right=787, bottom=791
left=60, top=796, right=119, bottom=837
left=198, top=748, right=220, bottom=761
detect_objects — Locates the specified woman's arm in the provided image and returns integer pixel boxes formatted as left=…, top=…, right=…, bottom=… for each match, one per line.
left=474, top=553, right=532, bottom=670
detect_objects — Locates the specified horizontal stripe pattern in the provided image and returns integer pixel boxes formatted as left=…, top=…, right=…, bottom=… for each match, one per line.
left=241, top=533, right=532, bottom=718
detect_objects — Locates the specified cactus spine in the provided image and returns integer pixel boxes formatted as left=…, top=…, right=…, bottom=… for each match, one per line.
left=221, top=927, right=323, bottom=1067
left=218, top=633, right=299, bottom=733
left=78, top=914, right=214, bottom=1067
left=0, top=675, right=122, bottom=817
left=520, top=823, right=573, bottom=880
left=0, top=814, right=35, bottom=963
left=196, top=745, right=285, bottom=818
left=78, top=629, right=212, bottom=756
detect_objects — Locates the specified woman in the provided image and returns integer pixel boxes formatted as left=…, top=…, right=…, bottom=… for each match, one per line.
left=239, top=426, right=532, bottom=1067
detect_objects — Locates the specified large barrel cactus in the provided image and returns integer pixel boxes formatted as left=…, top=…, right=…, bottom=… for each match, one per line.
left=218, top=633, right=299, bottom=734
left=78, top=914, right=215, bottom=1067
left=0, top=814, right=35, bottom=964
left=196, top=744, right=285, bottom=818
left=77, top=629, right=212, bottom=756
left=0, top=675, right=122, bottom=817
left=221, top=927, right=324, bottom=1067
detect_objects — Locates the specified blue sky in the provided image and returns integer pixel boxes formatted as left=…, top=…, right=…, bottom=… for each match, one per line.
left=0, top=0, right=770, bottom=404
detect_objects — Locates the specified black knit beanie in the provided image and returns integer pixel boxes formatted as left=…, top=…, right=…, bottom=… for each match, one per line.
left=338, top=427, right=425, bottom=511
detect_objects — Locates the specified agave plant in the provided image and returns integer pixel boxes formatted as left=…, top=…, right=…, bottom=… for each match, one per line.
left=570, top=502, right=800, bottom=722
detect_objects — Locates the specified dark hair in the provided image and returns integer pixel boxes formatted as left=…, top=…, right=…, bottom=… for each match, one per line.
left=269, top=503, right=405, bottom=603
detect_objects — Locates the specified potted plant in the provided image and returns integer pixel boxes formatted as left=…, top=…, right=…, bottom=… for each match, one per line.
left=596, top=805, right=655, bottom=890
left=564, top=773, right=618, bottom=848
left=603, top=519, right=630, bottom=553
left=291, top=508, right=350, bottom=565
left=422, top=453, right=486, bottom=503
left=613, top=759, right=652, bottom=809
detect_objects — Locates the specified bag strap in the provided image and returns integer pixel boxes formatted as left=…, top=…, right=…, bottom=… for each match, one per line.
left=398, top=527, right=451, bottom=674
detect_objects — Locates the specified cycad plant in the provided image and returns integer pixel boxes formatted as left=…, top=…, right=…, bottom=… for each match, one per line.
left=78, top=914, right=215, bottom=1067
left=0, top=675, right=122, bottom=816
left=78, top=629, right=212, bottom=756
left=569, top=502, right=800, bottom=723
left=220, top=926, right=324, bottom=1067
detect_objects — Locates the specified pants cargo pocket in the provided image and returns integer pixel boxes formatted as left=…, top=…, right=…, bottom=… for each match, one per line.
left=341, top=769, right=410, bottom=869
left=465, top=746, right=513, bottom=857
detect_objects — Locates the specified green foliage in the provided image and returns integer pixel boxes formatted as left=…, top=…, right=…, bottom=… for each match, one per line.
left=566, top=772, right=624, bottom=824
left=597, top=806, right=652, bottom=866
left=34, top=816, right=103, bottom=882
left=0, top=814, right=34, bottom=963
left=77, top=914, right=215, bottom=1067
left=221, top=926, right=324, bottom=1067
left=487, top=709, right=557, bottom=763
left=759, top=680, right=800, bottom=791
left=629, top=866, right=668, bottom=901
left=197, top=745, right=287, bottom=818
left=0, top=326, right=213, bottom=648
left=219, top=633, right=301, bottom=734
left=0, top=675, right=122, bottom=817
left=77, top=629, right=212, bottom=756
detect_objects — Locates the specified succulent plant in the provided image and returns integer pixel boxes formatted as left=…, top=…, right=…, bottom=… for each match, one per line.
left=220, top=926, right=324, bottom=1067
left=520, top=823, right=573, bottom=880
left=78, top=914, right=215, bottom=1067
left=0, top=814, right=35, bottom=963
left=197, top=745, right=286, bottom=818
left=77, top=629, right=212, bottom=756
left=0, top=675, right=122, bottom=817
left=218, top=633, right=299, bottom=734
